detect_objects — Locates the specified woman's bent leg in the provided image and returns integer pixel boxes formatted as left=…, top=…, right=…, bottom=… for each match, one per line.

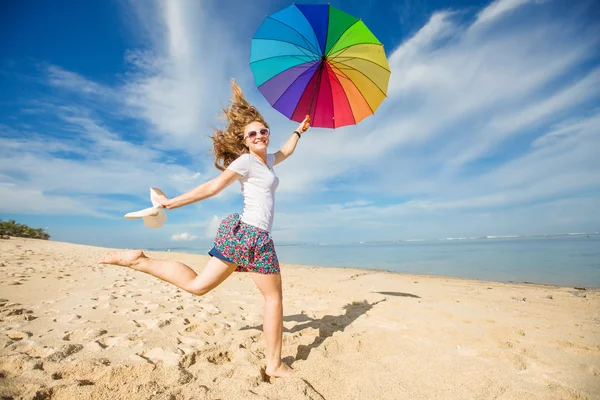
left=98, top=250, right=237, bottom=296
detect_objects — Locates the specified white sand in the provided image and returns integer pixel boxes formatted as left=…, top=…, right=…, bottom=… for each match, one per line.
left=1, top=237, right=598, bottom=399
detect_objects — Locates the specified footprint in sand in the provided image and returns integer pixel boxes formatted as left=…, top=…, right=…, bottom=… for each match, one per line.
left=84, top=341, right=106, bottom=352
left=193, top=310, right=209, bottom=320
left=6, top=330, right=33, bottom=341
left=508, top=353, right=528, bottom=371
left=0, top=332, right=12, bottom=348
left=513, top=328, right=526, bottom=337
left=183, top=321, right=230, bottom=337
left=46, top=344, right=84, bottom=362
left=177, top=335, right=209, bottom=348
left=5, top=338, right=50, bottom=357
left=132, top=318, right=172, bottom=329
left=201, top=304, right=221, bottom=315
left=53, top=313, right=84, bottom=324
left=204, top=349, right=232, bottom=365
left=138, top=347, right=181, bottom=366
left=1, top=306, right=36, bottom=323
left=136, top=300, right=161, bottom=311
left=62, top=327, right=108, bottom=342
left=96, top=335, right=127, bottom=349
left=112, top=309, right=135, bottom=316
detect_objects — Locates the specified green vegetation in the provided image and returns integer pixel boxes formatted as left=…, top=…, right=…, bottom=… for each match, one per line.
left=0, top=219, right=50, bottom=240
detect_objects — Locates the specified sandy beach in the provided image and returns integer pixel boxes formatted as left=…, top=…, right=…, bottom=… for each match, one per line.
left=0, top=237, right=598, bottom=399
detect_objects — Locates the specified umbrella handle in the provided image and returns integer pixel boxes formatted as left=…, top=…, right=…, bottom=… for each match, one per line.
left=302, top=115, right=311, bottom=132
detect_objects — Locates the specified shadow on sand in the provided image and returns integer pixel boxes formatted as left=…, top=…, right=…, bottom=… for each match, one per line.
left=373, top=291, right=421, bottom=298
left=241, top=291, right=419, bottom=364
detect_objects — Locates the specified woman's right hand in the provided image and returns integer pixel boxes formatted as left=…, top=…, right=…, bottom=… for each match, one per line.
left=154, top=194, right=171, bottom=209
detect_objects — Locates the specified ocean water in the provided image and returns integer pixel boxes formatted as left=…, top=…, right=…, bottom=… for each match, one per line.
left=162, top=235, right=600, bottom=288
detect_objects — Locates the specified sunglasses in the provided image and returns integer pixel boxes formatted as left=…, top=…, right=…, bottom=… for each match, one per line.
left=245, top=128, right=270, bottom=140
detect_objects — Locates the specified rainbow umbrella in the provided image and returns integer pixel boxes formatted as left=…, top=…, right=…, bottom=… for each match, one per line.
left=250, top=4, right=391, bottom=129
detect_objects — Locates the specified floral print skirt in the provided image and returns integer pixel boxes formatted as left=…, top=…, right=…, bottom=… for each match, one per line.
left=210, top=213, right=280, bottom=274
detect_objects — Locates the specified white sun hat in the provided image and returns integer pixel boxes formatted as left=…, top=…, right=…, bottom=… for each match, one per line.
left=124, top=187, right=167, bottom=229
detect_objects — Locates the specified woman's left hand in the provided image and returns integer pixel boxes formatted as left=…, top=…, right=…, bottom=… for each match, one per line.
left=297, top=115, right=311, bottom=134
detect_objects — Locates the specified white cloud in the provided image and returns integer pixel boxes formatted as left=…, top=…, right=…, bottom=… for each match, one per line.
left=472, top=0, right=542, bottom=29
left=0, top=185, right=108, bottom=217
left=45, top=65, right=114, bottom=98
left=446, top=67, right=600, bottom=170
left=204, top=215, right=221, bottom=239
left=171, top=232, right=198, bottom=241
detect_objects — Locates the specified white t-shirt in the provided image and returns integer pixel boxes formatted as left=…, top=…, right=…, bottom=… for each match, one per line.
left=227, top=153, right=279, bottom=232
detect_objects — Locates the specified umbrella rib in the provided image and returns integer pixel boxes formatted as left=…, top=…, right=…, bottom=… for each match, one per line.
left=329, top=66, right=375, bottom=116
left=328, top=42, right=386, bottom=58
left=252, top=37, right=320, bottom=59
left=327, top=59, right=389, bottom=98
left=329, top=55, right=392, bottom=74
left=264, top=17, right=322, bottom=56
left=324, top=20, right=360, bottom=58
left=328, top=56, right=391, bottom=78
left=328, top=45, right=391, bottom=73
left=250, top=54, right=320, bottom=67
left=307, top=61, right=325, bottom=118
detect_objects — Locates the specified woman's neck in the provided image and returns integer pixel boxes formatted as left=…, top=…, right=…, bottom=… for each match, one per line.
left=249, top=150, right=267, bottom=162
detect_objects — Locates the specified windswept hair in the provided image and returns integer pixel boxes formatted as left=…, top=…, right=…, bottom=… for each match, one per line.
left=211, top=79, right=268, bottom=171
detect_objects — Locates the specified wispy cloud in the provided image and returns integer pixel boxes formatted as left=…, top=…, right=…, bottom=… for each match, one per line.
left=204, top=215, right=221, bottom=239
left=472, top=0, right=539, bottom=28
left=171, top=232, right=198, bottom=241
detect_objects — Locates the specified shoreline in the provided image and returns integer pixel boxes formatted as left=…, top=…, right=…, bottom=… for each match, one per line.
left=5, top=236, right=599, bottom=290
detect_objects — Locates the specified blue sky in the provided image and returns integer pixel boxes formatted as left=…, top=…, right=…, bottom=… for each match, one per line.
left=1, top=0, right=599, bottom=249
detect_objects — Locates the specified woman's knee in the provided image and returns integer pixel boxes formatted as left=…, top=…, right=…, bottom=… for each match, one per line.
left=187, top=284, right=212, bottom=296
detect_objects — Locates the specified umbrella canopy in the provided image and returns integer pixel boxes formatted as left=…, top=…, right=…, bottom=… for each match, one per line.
left=250, top=4, right=391, bottom=129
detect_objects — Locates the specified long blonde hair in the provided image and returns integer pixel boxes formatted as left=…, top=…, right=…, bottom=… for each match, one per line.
left=211, top=79, right=268, bottom=171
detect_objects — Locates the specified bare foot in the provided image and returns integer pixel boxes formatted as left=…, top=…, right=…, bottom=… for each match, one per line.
left=266, top=362, right=294, bottom=378
left=98, top=250, right=145, bottom=269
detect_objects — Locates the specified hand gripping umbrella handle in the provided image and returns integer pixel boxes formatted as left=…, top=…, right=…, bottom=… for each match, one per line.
left=302, top=115, right=311, bottom=132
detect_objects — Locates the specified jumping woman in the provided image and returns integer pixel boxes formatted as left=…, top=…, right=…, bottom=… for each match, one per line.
left=98, top=79, right=310, bottom=378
